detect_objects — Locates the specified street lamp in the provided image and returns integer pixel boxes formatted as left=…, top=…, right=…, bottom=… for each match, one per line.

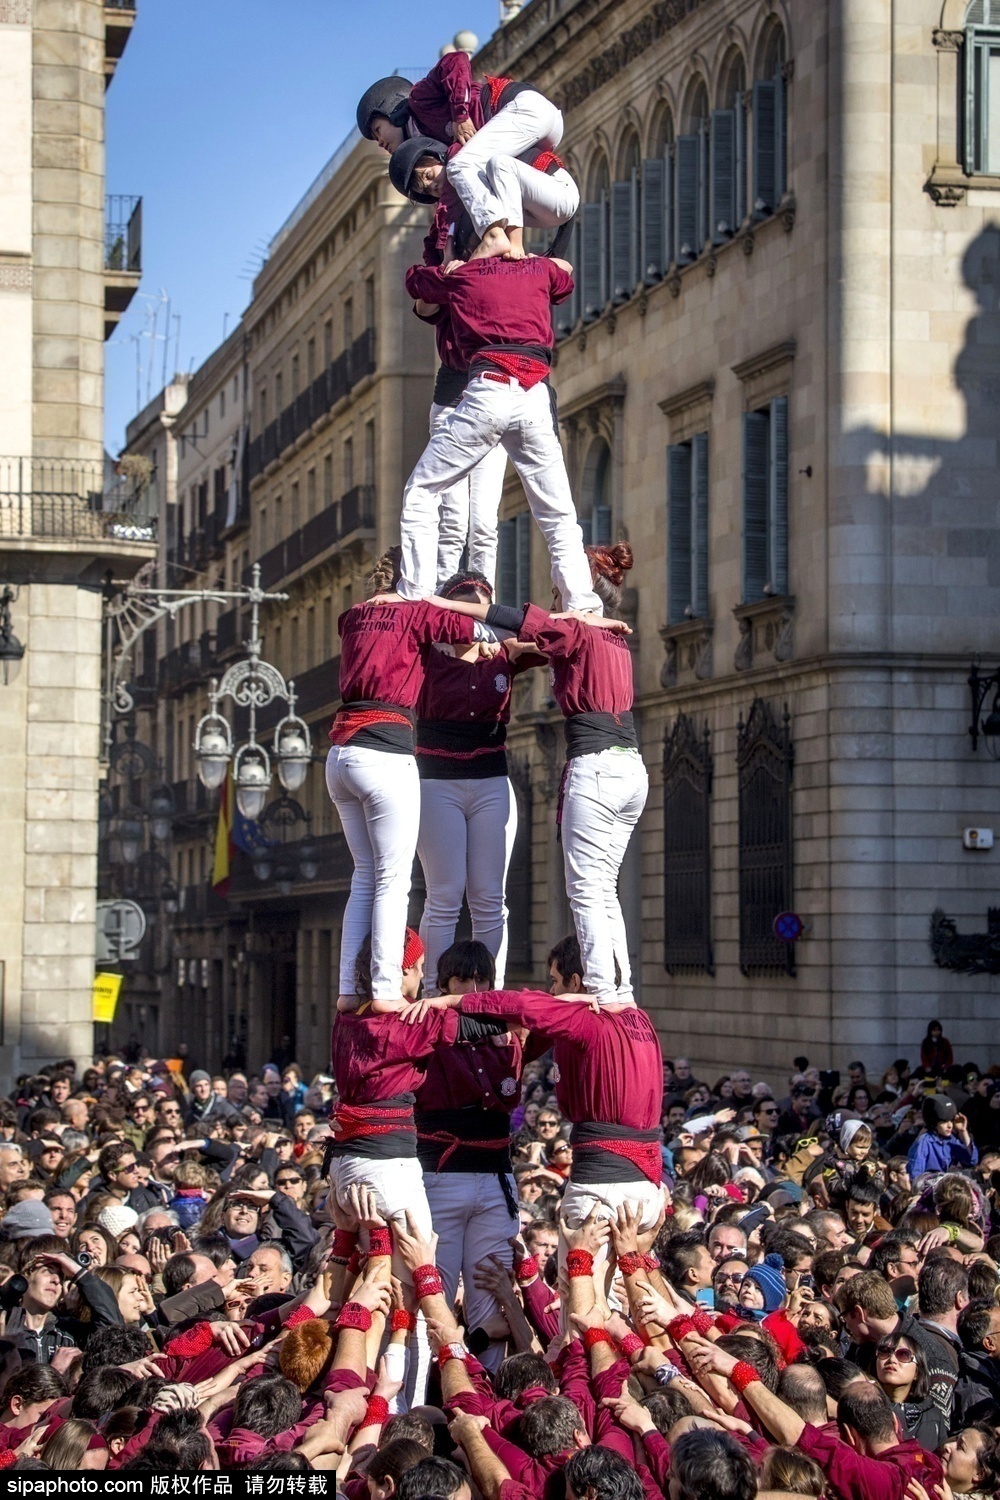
left=250, top=794, right=318, bottom=893
left=193, top=565, right=312, bottom=813
left=969, top=663, right=1000, bottom=759
left=115, top=806, right=145, bottom=865
left=0, top=586, right=25, bottom=687
left=148, top=784, right=175, bottom=842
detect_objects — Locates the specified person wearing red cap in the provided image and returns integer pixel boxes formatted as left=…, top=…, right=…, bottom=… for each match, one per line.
left=325, top=548, right=479, bottom=1010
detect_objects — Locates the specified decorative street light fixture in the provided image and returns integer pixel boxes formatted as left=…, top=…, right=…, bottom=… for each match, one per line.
left=0, top=586, right=26, bottom=688
left=148, top=784, right=175, bottom=843
left=251, top=794, right=319, bottom=895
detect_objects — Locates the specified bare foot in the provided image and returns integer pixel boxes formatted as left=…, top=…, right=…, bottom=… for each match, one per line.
left=503, top=226, right=527, bottom=260
left=469, top=223, right=513, bottom=261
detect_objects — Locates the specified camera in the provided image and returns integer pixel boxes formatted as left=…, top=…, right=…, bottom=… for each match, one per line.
left=75, top=1250, right=94, bottom=1269
left=0, top=1275, right=27, bottom=1312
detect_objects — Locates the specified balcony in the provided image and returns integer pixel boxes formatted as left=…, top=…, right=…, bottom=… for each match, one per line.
left=248, top=484, right=375, bottom=591
left=104, top=195, right=142, bottom=339
left=215, top=607, right=249, bottom=660
left=247, top=327, right=377, bottom=482
left=159, top=631, right=216, bottom=695
left=0, top=455, right=156, bottom=562
left=104, top=1, right=137, bottom=87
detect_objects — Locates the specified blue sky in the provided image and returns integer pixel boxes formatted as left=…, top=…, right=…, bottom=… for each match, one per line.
left=105, top=0, right=498, bottom=452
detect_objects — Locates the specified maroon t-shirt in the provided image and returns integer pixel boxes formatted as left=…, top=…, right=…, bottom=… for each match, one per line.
left=330, top=1007, right=460, bottom=1107
left=337, top=599, right=475, bottom=708
left=407, top=52, right=485, bottom=142
left=416, top=641, right=543, bottom=780
left=404, top=257, right=573, bottom=367
left=519, top=604, right=634, bottom=717
left=459, top=991, right=663, bottom=1133
left=415, top=1035, right=522, bottom=1174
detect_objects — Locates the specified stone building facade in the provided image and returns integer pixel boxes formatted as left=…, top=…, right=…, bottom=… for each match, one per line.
left=0, top=0, right=150, bottom=1087
left=473, top=0, right=1000, bottom=1079
left=119, top=134, right=438, bottom=1072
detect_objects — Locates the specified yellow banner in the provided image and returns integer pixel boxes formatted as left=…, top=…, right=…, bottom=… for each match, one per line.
left=92, top=971, right=123, bottom=1024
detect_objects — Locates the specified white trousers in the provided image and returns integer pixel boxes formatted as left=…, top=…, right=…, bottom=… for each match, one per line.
left=559, top=1176, right=665, bottom=1275
left=399, top=375, right=601, bottom=614
left=329, top=1153, right=433, bottom=1402
left=561, top=748, right=648, bottom=1005
left=325, top=745, right=420, bottom=999
left=425, top=1171, right=518, bottom=1372
left=417, top=776, right=518, bottom=996
left=447, top=91, right=565, bottom=236
left=430, top=401, right=507, bottom=589
left=488, top=159, right=579, bottom=232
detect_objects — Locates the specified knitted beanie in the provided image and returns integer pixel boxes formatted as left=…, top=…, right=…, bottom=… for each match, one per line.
left=402, top=927, right=425, bottom=972
left=742, top=1253, right=787, bottom=1313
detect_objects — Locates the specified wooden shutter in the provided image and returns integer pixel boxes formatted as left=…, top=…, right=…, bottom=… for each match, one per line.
left=698, top=119, right=711, bottom=251
left=735, top=92, right=747, bottom=226
left=668, top=442, right=693, bottom=624
left=710, top=109, right=737, bottom=242
left=665, top=145, right=675, bottom=271
left=553, top=219, right=579, bottom=339
left=675, top=135, right=700, bottom=261
left=742, top=411, right=769, bottom=602
left=752, top=80, right=777, bottom=216
left=610, top=179, right=634, bottom=302
left=580, top=200, right=606, bottom=320
left=498, top=518, right=517, bottom=605
left=515, top=510, right=531, bottom=601
left=640, top=158, right=666, bottom=282
left=769, top=396, right=789, bottom=595
left=691, top=431, right=709, bottom=618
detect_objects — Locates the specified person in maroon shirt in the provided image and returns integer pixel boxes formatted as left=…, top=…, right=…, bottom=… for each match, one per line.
left=447, top=982, right=666, bottom=1277
left=325, top=548, right=477, bottom=1005
left=357, top=59, right=567, bottom=260
left=416, top=570, right=543, bottom=995
left=432, top=545, right=648, bottom=1007
left=414, top=940, right=524, bottom=1371
left=398, top=255, right=602, bottom=615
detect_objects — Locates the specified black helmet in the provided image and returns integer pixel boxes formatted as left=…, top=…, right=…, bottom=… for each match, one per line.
left=922, top=1093, right=957, bottom=1129
left=356, top=76, right=412, bottom=139
left=388, top=136, right=447, bottom=204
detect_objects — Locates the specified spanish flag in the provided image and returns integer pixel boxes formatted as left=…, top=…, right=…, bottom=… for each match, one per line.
left=212, top=772, right=234, bottom=894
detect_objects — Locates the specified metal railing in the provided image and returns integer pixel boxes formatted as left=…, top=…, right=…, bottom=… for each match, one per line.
left=105, top=195, right=142, bottom=274
left=0, top=456, right=155, bottom=543
left=105, top=0, right=138, bottom=9
left=247, top=328, right=377, bottom=481
left=248, top=485, right=375, bottom=590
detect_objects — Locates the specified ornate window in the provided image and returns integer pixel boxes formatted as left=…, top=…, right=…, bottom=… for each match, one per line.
left=966, top=1, right=1000, bottom=172
left=498, top=511, right=531, bottom=606
left=737, top=699, right=794, bottom=977
left=580, top=437, right=612, bottom=546
left=752, top=23, right=788, bottom=218
left=663, top=714, right=713, bottom=974
left=667, top=432, right=709, bottom=624
left=712, top=49, right=748, bottom=244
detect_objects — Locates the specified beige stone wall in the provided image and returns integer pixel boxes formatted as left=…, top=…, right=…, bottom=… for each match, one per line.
left=19, top=581, right=103, bottom=1072
left=0, top=5, right=33, bottom=458
left=481, top=0, right=1000, bottom=1084
left=32, top=0, right=106, bottom=462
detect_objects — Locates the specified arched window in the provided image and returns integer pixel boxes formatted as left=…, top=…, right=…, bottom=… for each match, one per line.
left=619, top=129, right=641, bottom=180
left=675, top=80, right=710, bottom=261
left=609, top=132, right=642, bottom=304
left=639, top=107, right=675, bottom=285
left=586, top=152, right=611, bottom=200
left=711, top=50, right=748, bottom=241
left=752, top=23, right=788, bottom=217
left=966, top=1, right=1000, bottom=172
left=580, top=438, right=613, bottom=546
left=579, top=154, right=611, bottom=322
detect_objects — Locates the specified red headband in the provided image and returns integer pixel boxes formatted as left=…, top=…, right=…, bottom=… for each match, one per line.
left=402, top=927, right=424, bottom=971
left=439, top=576, right=493, bottom=600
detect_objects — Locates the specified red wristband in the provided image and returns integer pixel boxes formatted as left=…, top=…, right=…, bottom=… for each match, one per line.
left=413, top=1264, right=444, bottom=1299
left=363, top=1394, right=390, bottom=1429
left=731, top=1360, right=761, bottom=1393
left=566, top=1249, right=594, bottom=1279
left=438, top=1344, right=466, bottom=1368
left=0, top=1450, right=15, bottom=1471
left=336, top=1301, right=373, bottom=1332
left=619, top=1332, right=645, bottom=1359
left=332, top=1228, right=357, bottom=1259
left=583, top=1327, right=615, bottom=1352
left=391, top=1308, right=417, bottom=1333
left=617, top=1252, right=646, bottom=1277
left=690, top=1310, right=713, bottom=1338
left=667, top=1315, right=696, bottom=1343
left=368, top=1226, right=393, bottom=1259
left=643, top=1254, right=660, bottom=1271
left=516, top=1255, right=540, bottom=1284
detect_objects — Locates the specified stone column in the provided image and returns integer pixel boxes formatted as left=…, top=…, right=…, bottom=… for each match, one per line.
left=20, top=581, right=102, bottom=1071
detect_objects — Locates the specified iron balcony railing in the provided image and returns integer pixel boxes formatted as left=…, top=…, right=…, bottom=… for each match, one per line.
left=247, top=485, right=375, bottom=591
left=247, top=327, right=377, bottom=481
left=105, top=0, right=138, bottom=8
left=0, top=456, right=155, bottom=543
left=105, top=195, right=142, bottom=274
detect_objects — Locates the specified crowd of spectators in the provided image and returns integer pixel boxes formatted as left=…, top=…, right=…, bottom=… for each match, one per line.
left=0, top=1016, right=997, bottom=1498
